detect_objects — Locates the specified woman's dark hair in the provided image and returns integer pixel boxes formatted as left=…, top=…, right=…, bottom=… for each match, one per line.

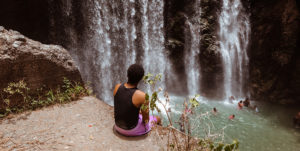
left=127, top=64, right=144, bottom=84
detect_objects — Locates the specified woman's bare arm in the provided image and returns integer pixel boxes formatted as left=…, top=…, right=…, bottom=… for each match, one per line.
left=113, top=84, right=121, bottom=96
left=132, top=90, right=149, bottom=123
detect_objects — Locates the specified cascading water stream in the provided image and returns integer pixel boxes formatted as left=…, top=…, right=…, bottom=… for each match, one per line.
left=50, top=0, right=251, bottom=102
left=52, top=0, right=169, bottom=105
left=184, top=0, right=201, bottom=96
left=218, top=0, right=250, bottom=99
left=140, top=0, right=168, bottom=90
left=48, top=0, right=210, bottom=104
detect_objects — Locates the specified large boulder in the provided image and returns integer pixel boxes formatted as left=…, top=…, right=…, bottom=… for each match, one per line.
left=0, top=26, right=83, bottom=98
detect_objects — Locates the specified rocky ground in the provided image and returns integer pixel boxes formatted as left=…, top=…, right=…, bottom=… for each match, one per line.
left=0, top=97, right=167, bottom=151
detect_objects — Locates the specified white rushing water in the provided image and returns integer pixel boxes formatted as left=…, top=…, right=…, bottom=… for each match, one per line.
left=50, top=0, right=251, bottom=104
left=140, top=0, right=168, bottom=91
left=55, top=0, right=169, bottom=105
left=184, top=0, right=201, bottom=96
left=218, top=0, right=250, bottom=99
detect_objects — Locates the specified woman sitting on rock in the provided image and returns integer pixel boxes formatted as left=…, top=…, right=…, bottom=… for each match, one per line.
left=113, top=64, right=161, bottom=136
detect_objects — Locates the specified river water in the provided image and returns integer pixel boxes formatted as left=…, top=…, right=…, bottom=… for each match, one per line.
left=162, top=96, right=300, bottom=151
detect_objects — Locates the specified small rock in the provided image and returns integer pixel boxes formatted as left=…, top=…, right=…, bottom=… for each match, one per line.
left=13, top=35, right=26, bottom=42
left=0, top=26, right=4, bottom=32
left=12, top=41, right=23, bottom=48
left=9, top=30, right=20, bottom=35
left=67, top=61, right=73, bottom=67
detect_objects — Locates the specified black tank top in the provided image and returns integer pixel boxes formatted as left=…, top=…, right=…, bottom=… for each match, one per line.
left=114, top=83, right=140, bottom=130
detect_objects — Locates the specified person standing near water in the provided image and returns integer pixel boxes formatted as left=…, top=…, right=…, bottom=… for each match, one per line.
left=253, top=105, right=259, bottom=113
left=238, top=101, right=243, bottom=109
left=212, top=107, right=218, bottom=115
left=113, top=64, right=161, bottom=136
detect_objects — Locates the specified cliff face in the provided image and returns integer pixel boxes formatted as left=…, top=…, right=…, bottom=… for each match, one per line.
left=164, top=0, right=193, bottom=95
left=164, top=0, right=223, bottom=98
left=249, top=0, right=300, bottom=104
left=199, top=0, right=223, bottom=99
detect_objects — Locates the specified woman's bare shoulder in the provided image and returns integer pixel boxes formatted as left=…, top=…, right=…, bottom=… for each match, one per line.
left=132, top=90, right=146, bottom=107
left=113, top=83, right=122, bottom=96
left=135, top=90, right=145, bottom=97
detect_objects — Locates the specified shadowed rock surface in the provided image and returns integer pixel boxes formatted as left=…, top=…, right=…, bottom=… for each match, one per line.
left=249, top=0, right=300, bottom=104
left=0, top=27, right=82, bottom=108
left=199, top=0, right=223, bottom=99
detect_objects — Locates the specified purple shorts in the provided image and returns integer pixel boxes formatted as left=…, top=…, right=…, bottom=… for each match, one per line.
left=114, top=114, right=158, bottom=136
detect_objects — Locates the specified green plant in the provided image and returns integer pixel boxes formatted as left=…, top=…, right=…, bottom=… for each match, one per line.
left=3, top=80, right=31, bottom=103
left=0, top=78, right=91, bottom=118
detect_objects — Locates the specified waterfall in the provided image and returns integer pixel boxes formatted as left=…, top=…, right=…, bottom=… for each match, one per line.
left=184, top=0, right=201, bottom=96
left=50, top=0, right=168, bottom=105
left=218, top=0, right=250, bottom=99
left=140, top=0, right=168, bottom=90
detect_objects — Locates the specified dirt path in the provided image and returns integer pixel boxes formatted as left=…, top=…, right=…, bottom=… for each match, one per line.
left=0, top=97, right=166, bottom=151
